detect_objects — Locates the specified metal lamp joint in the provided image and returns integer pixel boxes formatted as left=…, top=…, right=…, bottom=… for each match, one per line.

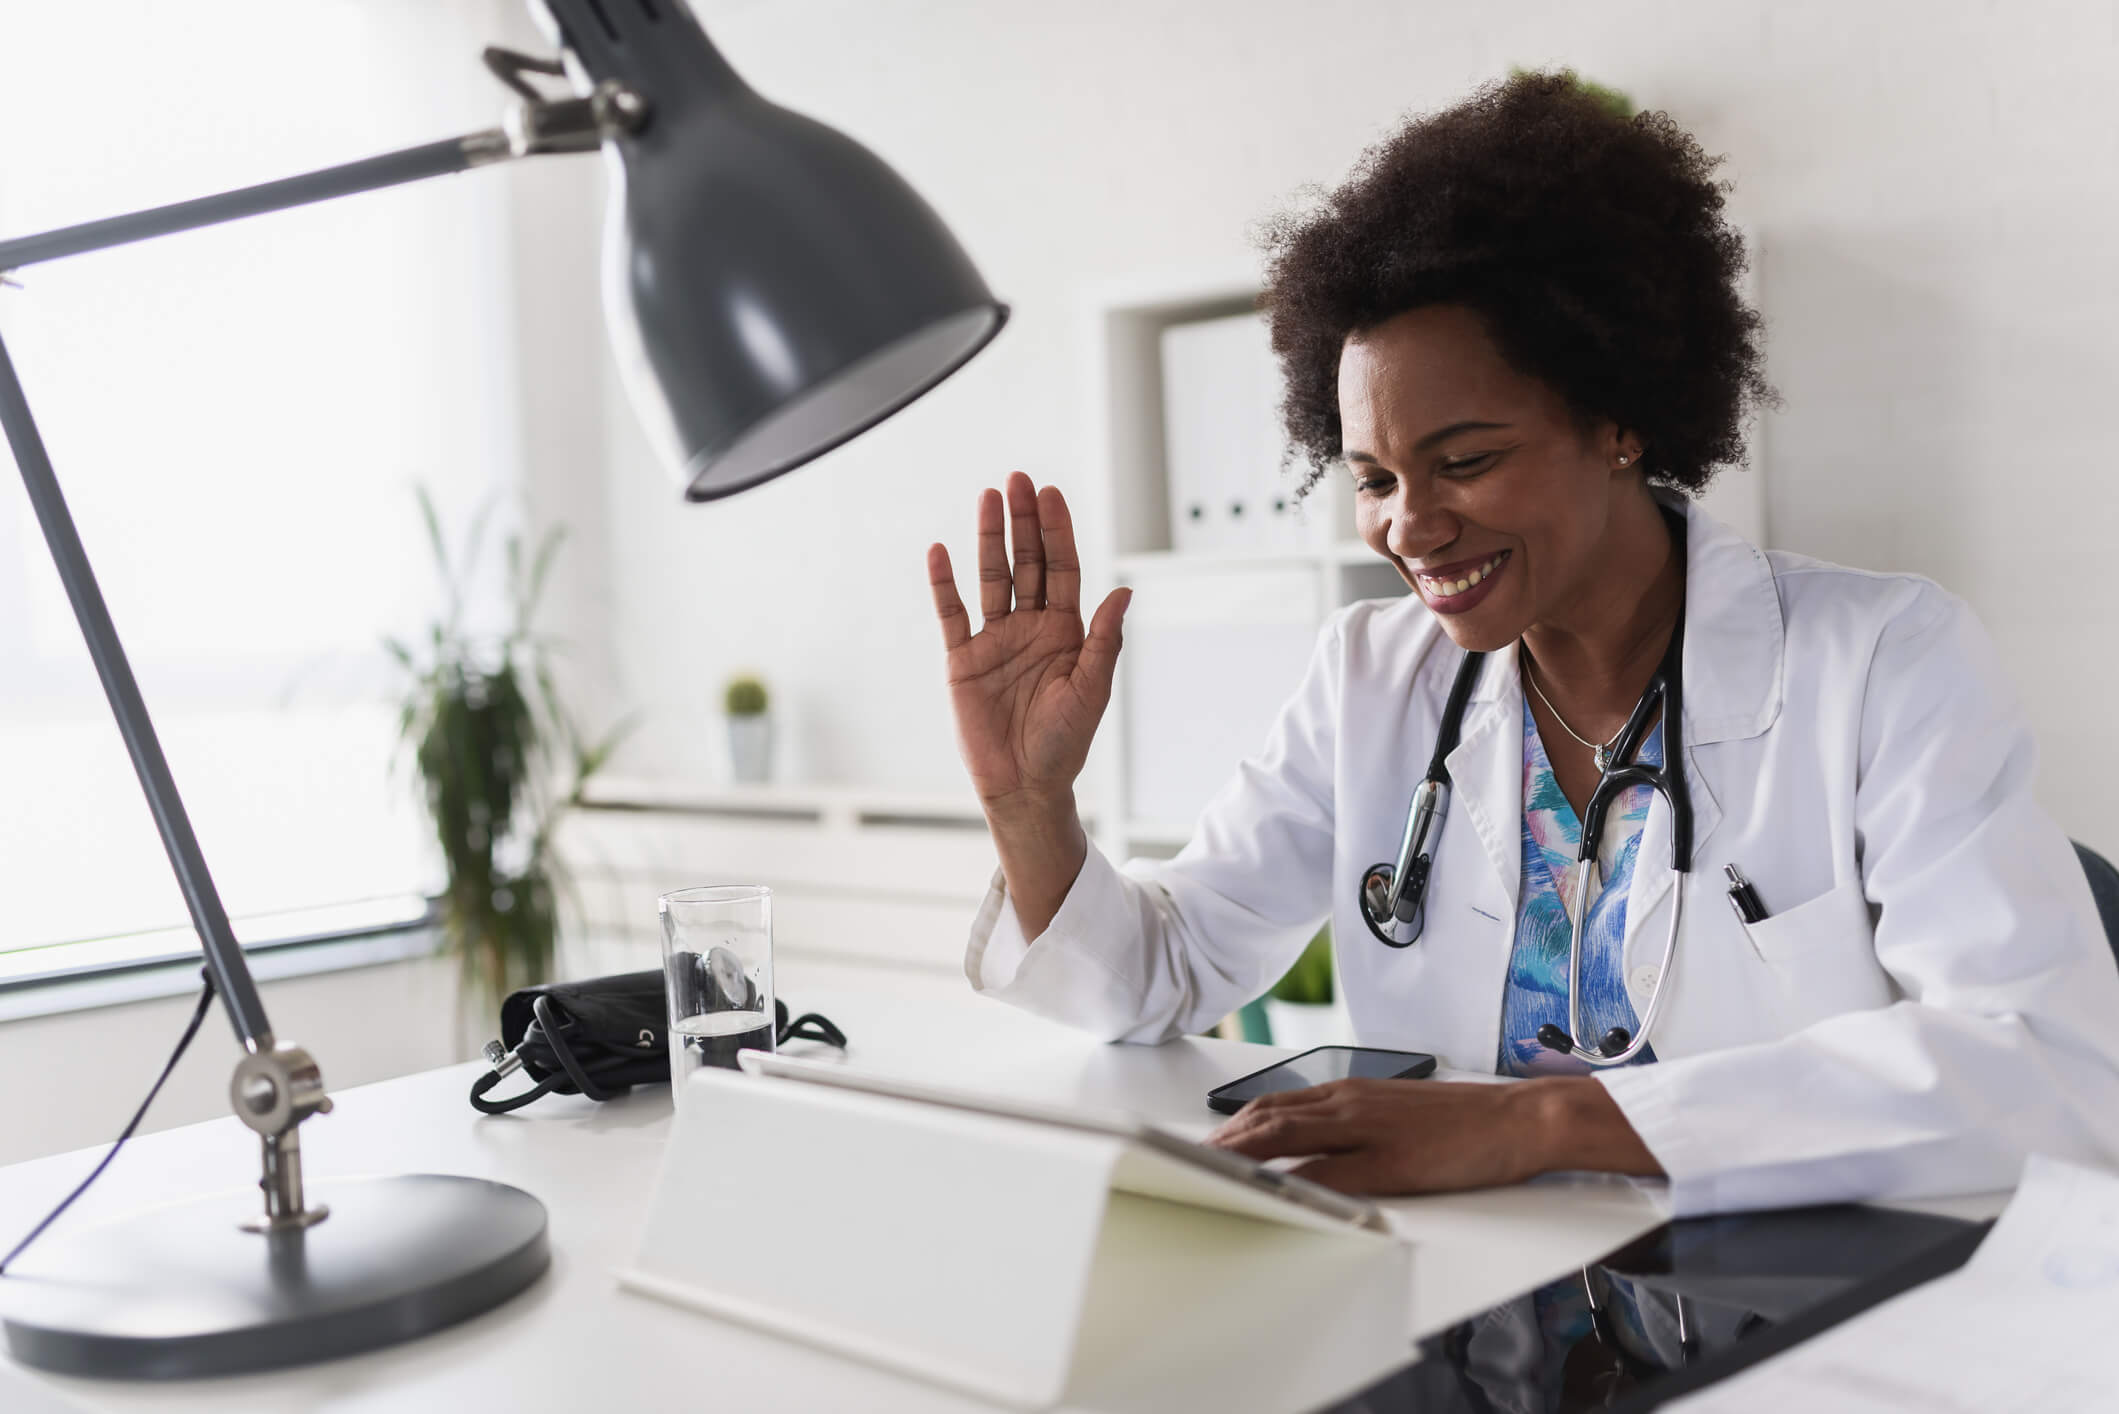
left=473, top=47, right=650, bottom=164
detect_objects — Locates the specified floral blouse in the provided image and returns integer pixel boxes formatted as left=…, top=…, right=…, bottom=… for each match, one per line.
left=1497, top=698, right=1663, bottom=1077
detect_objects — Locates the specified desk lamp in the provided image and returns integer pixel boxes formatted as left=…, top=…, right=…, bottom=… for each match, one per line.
left=0, top=0, right=1004, bottom=1378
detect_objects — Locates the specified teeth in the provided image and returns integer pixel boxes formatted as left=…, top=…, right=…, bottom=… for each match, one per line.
left=1419, top=552, right=1505, bottom=598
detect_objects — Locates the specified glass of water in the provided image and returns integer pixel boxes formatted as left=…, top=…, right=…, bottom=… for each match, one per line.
left=659, top=885, right=774, bottom=1098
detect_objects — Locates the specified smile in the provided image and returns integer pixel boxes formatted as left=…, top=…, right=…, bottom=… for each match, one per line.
left=1415, top=550, right=1509, bottom=600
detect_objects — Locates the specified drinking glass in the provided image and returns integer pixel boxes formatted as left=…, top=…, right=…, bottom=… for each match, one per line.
left=659, top=885, right=774, bottom=1099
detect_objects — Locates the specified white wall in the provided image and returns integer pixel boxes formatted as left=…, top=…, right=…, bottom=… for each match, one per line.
left=556, top=0, right=2119, bottom=853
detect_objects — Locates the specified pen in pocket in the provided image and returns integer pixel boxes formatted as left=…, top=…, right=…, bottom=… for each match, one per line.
left=1724, top=864, right=1768, bottom=924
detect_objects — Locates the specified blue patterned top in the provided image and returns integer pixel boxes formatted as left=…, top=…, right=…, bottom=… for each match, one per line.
left=1497, top=698, right=1662, bottom=1077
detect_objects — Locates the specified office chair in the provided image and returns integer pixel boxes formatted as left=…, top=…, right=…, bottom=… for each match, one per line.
left=2074, top=841, right=2119, bottom=971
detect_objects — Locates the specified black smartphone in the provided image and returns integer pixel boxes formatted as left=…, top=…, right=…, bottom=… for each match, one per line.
left=1207, top=1045, right=1438, bottom=1114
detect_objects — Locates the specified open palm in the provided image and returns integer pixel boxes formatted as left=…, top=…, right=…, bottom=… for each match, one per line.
left=927, top=473, right=1130, bottom=812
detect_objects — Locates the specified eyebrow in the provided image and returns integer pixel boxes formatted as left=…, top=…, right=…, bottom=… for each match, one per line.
left=1345, top=420, right=1512, bottom=463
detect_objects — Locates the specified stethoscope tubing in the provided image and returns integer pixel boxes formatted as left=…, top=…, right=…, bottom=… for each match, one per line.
left=1358, top=511, right=1695, bottom=1060
left=1559, top=826, right=1686, bottom=1067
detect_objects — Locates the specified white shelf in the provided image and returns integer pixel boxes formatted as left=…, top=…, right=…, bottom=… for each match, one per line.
left=1113, top=539, right=1396, bottom=577
left=582, top=777, right=1106, bottom=834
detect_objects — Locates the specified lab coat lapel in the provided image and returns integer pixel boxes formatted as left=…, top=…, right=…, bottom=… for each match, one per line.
left=1622, top=497, right=1778, bottom=972
left=1443, top=644, right=1523, bottom=924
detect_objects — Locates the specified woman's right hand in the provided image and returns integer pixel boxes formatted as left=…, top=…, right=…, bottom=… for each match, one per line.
left=926, top=472, right=1131, bottom=823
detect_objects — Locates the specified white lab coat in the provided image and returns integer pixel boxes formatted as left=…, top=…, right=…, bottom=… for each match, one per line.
left=966, top=498, right=2119, bottom=1216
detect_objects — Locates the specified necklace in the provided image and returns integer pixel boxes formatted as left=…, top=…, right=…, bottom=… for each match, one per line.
left=1523, top=659, right=1625, bottom=772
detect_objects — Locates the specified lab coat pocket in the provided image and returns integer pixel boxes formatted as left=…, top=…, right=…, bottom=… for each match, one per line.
left=1738, top=873, right=1895, bottom=1023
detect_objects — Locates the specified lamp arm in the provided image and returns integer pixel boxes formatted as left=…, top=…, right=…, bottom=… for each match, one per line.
left=0, top=57, right=648, bottom=275
left=0, top=56, right=644, bottom=1231
left=0, top=134, right=509, bottom=276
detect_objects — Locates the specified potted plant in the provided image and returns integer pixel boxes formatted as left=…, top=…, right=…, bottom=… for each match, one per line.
left=725, top=674, right=772, bottom=783
left=1264, top=924, right=1345, bottom=1052
left=386, top=489, right=631, bottom=1017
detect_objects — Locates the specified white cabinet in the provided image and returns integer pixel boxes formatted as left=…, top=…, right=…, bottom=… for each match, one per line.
left=555, top=782, right=1002, bottom=976
left=1119, top=562, right=1319, bottom=832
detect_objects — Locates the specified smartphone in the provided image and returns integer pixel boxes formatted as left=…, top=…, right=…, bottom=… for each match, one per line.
left=1207, top=1045, right=1438, bottom=1114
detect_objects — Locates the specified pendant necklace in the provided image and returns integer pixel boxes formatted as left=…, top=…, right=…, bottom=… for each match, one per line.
left=1523, top=659, right=1626, bottom=773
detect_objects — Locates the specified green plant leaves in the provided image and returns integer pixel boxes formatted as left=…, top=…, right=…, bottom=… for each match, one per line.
left=388, top=485, right=632, bottom=1013
left=1269, top=924, right=1335, bottom=1006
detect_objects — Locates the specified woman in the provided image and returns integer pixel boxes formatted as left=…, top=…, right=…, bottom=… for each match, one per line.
left=922, top=73, right=2119, bottom=1213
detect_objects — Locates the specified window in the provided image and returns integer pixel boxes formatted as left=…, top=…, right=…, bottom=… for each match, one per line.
left=0, top=2, right=526, bottom=965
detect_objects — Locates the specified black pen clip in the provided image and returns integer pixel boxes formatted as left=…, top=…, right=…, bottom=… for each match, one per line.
left=1723, top=863, right=1767, bottom=924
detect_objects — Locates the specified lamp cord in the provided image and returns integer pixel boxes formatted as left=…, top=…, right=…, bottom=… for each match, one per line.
left=0, top=969, right=217, bottom=1276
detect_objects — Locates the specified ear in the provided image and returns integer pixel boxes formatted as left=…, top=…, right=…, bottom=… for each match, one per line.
left=1601, top=423, right=1646, bottom=472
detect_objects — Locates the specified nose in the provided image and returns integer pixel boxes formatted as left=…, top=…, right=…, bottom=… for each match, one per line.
left=1380, top=476, right=1460, bottom=563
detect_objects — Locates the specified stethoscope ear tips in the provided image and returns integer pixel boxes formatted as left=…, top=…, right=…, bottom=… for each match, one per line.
left=1535, top=1024, right=1634, bottom=1060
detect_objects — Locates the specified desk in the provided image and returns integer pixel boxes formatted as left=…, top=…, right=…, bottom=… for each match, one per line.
left=0, top=981, right=1996, bottom=1413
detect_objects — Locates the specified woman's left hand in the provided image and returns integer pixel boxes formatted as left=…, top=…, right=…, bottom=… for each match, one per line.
left=1204, top=1076, right=1663, bottom=1195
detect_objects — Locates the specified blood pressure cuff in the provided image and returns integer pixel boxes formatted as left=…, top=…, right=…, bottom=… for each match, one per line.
left=468, top=968, right=847, bottom=1114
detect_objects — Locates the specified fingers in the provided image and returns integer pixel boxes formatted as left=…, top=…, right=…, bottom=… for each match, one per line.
left=1074, top=587, right=1132, bottom=711
left=1205, top=1081, right=1340, bottom=1143
left=927, top=543, right=971, bottom=652
left=1006, top=471, right=1044, bottom=612
left=1038, top=484, right=1080, bottom=615
left=975, top=487, right=1010, bottom=622
left=1205, top=1078, right=1350, bottom=1147
left=1208, top=1102, right=1359, bottom=1162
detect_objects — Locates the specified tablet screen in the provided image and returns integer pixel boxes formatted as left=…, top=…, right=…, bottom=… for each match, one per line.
left=1317, top=1205, right=1985, bottom=1411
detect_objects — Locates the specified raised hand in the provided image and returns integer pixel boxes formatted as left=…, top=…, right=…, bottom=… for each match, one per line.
left=927, top=472, right=1130, bottom=819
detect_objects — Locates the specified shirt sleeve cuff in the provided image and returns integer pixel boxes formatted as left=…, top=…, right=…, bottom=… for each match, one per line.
left=1595, top=1066, right=1718, bottom=1217
left=963, top=844, right=1131, bottom=995
left=966, top=867, right=1030, bottom=991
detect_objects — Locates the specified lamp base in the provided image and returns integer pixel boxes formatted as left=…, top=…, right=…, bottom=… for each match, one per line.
left=0, top=1173, right=547, bottom=1379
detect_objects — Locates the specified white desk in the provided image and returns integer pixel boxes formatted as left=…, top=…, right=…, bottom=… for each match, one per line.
left=0, top=982, right=1718, bottom=1413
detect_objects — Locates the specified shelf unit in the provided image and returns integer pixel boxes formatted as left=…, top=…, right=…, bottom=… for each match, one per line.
left=1075, top=269, right=1409, bottom=866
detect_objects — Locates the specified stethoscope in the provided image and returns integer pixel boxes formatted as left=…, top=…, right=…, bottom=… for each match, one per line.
left=1358, top=539, right=1694, bottom=1067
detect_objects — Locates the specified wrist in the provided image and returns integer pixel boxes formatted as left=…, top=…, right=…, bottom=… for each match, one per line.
left=980, top=787, right=1081, bottom=837
left=980, top=790, right=1088, bottom=942
left=1513, top=1076, right=1663, bottom=1179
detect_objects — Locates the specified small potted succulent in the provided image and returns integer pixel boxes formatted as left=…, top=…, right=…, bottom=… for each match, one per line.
left=725, top=674, right=772, bottom=783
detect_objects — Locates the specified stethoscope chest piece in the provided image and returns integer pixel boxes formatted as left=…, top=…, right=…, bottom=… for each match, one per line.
left=1360, top=857, right=1429, bottom=948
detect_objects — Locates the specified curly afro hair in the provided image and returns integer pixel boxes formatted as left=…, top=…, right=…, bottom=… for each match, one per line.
left=1256, top=70, right=1772, bottom=496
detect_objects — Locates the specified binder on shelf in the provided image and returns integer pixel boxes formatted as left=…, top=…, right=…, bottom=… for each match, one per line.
left=1159, top=311, right=1305, bottom=555
left=620, top=1059, right=1411, bottom=1410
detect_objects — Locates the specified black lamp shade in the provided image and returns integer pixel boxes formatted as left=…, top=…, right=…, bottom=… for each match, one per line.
left=544, top=0, right=1008, bottom=500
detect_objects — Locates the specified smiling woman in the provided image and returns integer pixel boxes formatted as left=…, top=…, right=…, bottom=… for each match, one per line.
left=928, top=70, right=2119, bottom=1216
left=1260, top=70, right=1771, bottom=502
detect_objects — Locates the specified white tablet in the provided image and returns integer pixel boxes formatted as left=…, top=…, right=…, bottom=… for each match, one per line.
left=739, top=1049, right=1388, bottom=1233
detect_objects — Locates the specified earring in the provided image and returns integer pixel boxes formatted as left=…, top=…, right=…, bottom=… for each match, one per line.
left=1617, top=454, right=1631, bottom=466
